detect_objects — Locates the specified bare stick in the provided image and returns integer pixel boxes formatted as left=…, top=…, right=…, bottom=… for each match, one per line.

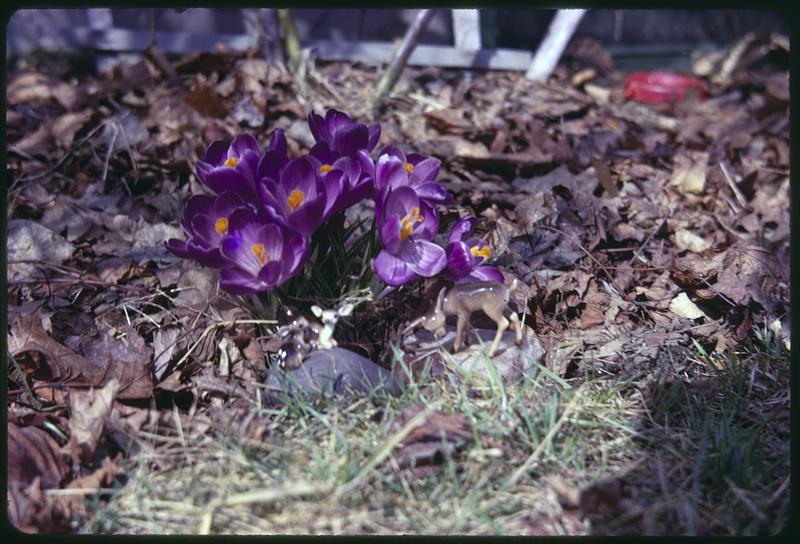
left=276, top=9, right=301, bottom=71
left=372, top=9, right=436, bottom=108
left=525, top=9, right=587, bottom=82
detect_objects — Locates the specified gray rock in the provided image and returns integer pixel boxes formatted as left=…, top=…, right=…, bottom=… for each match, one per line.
left=264, top=347, right=404, bottom=403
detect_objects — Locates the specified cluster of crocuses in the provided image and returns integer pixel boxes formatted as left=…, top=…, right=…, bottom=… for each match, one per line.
left=167, top=108, right=503, bottom=294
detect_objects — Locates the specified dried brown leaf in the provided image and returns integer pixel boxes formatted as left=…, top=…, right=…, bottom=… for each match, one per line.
left=385, top=406, right=473, bottom=471
left=67, top=379, right=122, bottom=465
left=9, top=315, right=154, bottom=399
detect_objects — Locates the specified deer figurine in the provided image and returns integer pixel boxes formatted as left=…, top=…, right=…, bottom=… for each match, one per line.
left=275, top=302, right=354, bottom=369
left=404, top=279, right=524, bottom=358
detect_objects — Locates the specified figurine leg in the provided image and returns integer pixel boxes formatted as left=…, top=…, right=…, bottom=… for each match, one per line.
left=488, top=315, right=509, bottom=357
left=454, top=315, right=468, bottom=353
left=510, top=313, right=523, bottom=345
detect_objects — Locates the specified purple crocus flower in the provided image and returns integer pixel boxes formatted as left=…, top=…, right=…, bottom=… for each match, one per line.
left=307, top=150, right=375, bottom=214
left=445, top=216, right=504, bottom=284
left=196, top=130, right=286, bottom=202
left=165, top=192, right=250, bottom=267
left=308, top=108, right=381, bottom=159
left=218, top=208, right=309, bottom=294
left=257, top=156, right=339, bottom=238
left=377, top=145, right=443, bottom=189
left=373, top=152, right=452, bottom=225
left=373, top=186, right=446, bottom=286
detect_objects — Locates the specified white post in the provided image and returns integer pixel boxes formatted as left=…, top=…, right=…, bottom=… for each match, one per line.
left=525, top=9, right=587, bottom=82
left=452, top=9, right=482, bottom=51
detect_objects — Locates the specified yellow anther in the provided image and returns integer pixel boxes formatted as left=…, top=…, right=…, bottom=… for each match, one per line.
left=470, top=245, right=491, bottom=259
left=287, top=189, right=305, bottom=212
left=399, top=207, right=423, bottom=241
left=250, top=243, right=268, bottom=266
left=319, top=164, right=333, bottom=173
left=405, top=162, right=414, bottom=174
left=224, top=157, right=238, bottom=168
left=214, top=217, right=229, bottom=235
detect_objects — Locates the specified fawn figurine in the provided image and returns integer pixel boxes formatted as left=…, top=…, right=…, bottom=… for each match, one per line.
left=404, top=279, right=524, bottom=357
left=275, top=302, right=354, bottom=369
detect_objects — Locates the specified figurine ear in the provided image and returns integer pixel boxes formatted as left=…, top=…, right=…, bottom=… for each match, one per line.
left=338, top=303, right=354, bottom=316
left=435, top=287, right=447, bottom=312
left=311, top=305, right=323, bottom=318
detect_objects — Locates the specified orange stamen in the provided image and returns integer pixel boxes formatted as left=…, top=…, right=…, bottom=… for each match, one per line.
left=405, top=162, right=414, bottom=174
left=287, top=189, right=305, bottom=212
left=224, top=157, right=238, bottom=168
left=250, top=243, right=268, bottom=266
left=214, top=217, right=229, bottom=235
left=399, top=207, right=424, bottom=241
left=319, top=164, right=333, bottom=173
left=470, top=245, right=491, bottom=259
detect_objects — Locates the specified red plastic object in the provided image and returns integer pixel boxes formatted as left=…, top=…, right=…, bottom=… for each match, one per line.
left=623, top=71, right=707, bottom=104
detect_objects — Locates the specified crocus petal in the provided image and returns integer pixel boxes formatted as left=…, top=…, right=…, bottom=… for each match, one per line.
left=182, top=194, right=215, bottom=229
left=257, top=260, right=282, bottom=286
left=227, top=208, right=261, bottom=234
left=268, top=128, right=287, bottom=155
left=190, top=244, right=227, bottom=268
left=189, top=214, right=219, bottom=247
left=196, top=160, right=214, bottom=183
left=409, top=157, right=441, bottom=184
left=355, top=150, right=375, bottom=179
left=280, top=157, right=317, bottom=195
left=258, top=222, right=285, bottom=263
left=447, top=216, right=476, bottom=244
left=377, top=144, right=406, bottom=163
left=237, top=149, right=260, bottom=183
left=414, top=182, right=452, bottom=205
left=230, top=134, right=260, bottom=157
left=165, top=239, right=193, bottom=259
left=335, top=177, right=373, bottom=210
left=463, top=266, right=505, bottom=284
left=308, top=111, right=330, bottom=144
left=286, top=196, right=325, bottom=238
left=332, top=124, right=369, bottom=156
left=256, top=180, right=283, bottom=216
left=257, top=150, right=289, bottom=183
left=383, top=185, right=419, bottom=221
left=367, top=122, right=381, bottom=152
left=326, top=108, right=352, bottom=136
left=280, top=229, right=309, bottom=280
left=373, top=249, right=418, bottom=286
left=416, top=201, right=439, bottom=241
left=219, top=266, right=266, bottom=294
left=331, top=156, right=361, bottom=183
left=309, top=142, right=339, bottom=166
left=446, top=241, right=476, bottom=279
left=321, top=171, right=345, bottom=219
left=212, top=191, right=246, bottom=217
left=407, top=153, right=428, bottom=166
left=220, top=235, right=262, bottom=276
left=380, top=214, right=404, bottom=255
left=204, top=140, right=230, bottom=166
left=402, top=240, right=447, bottom=277
left=375, top=155, right=408, bottom=193
left=204, top=168, right=253, bottom=198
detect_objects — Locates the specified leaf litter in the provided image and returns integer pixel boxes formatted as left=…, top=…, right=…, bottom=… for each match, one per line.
left=5, top=30, right=789, bottom=535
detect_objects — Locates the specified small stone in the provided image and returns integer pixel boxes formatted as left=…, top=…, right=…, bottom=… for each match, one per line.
left=264, top=348, right=404, bottom=403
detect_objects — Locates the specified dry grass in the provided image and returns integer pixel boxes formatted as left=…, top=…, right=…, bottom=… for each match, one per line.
left=82, top=324, right=789, bottom=535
